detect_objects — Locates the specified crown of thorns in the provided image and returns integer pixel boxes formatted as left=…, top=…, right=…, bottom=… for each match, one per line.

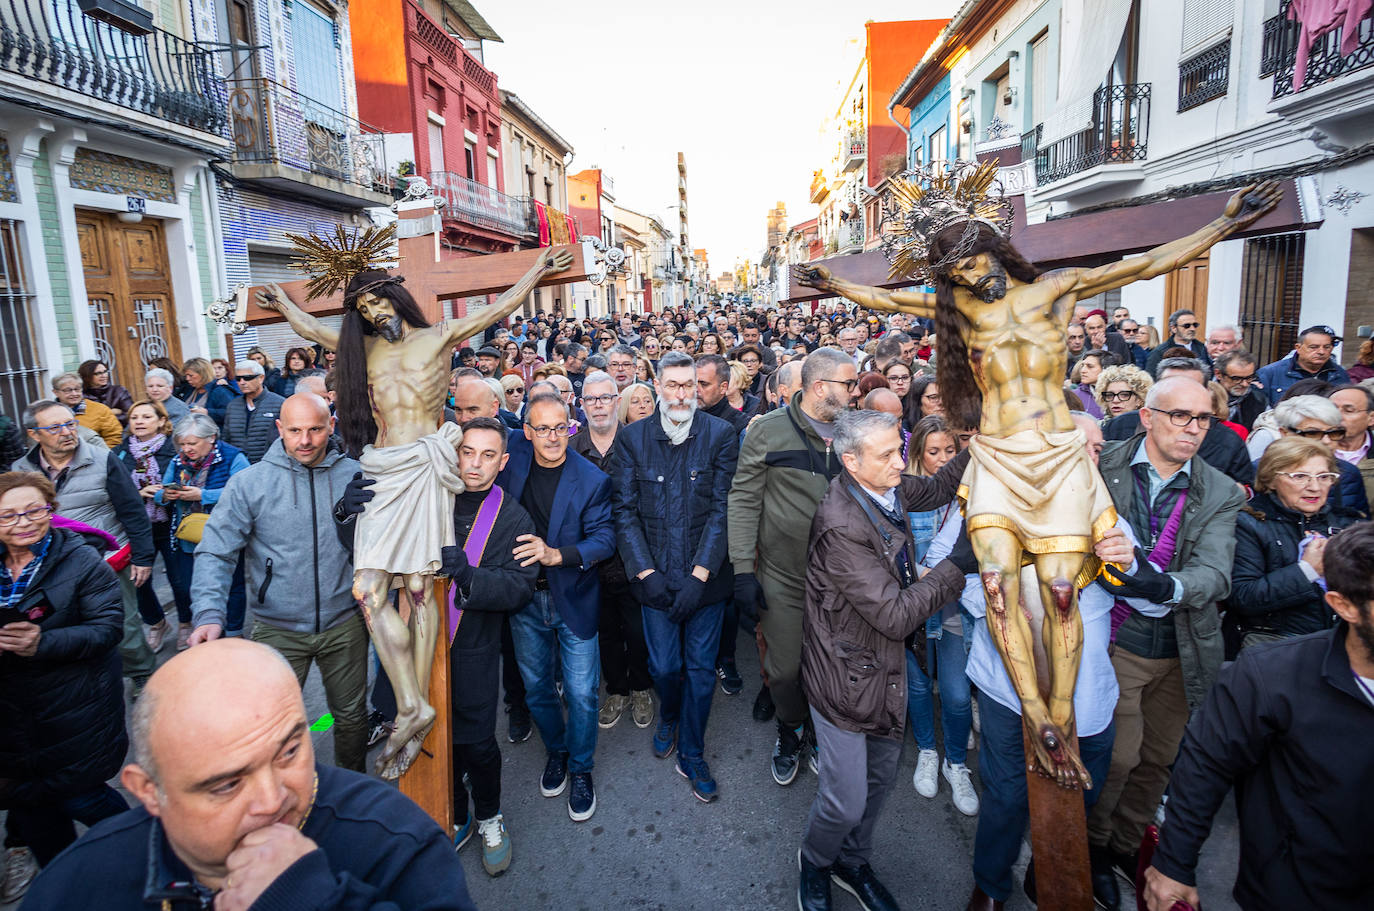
left=877, top=160, right=1014, bottom=285
left=285, top=223, right=398, bottom=301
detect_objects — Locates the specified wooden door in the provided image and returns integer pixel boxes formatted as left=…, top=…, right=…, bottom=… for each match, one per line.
left=77, top=210, right=183, bottom=389
left=1164, top=249, right=1209, bottom=329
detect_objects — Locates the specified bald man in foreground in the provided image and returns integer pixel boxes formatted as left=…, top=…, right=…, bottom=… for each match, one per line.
left=22, top=639, right=476, bottom=910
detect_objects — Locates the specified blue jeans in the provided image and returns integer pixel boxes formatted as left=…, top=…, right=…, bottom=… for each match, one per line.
left=642, top=600, right=724, bottom=761
left=906, top=631, right=972, bottom=763
left=136, top=520, right=187, bottom=625
left=972, top=696, right=1115, bottom=901
left=6, top=784, right=128, bottom=866
left=174, top=548, right=245, bottom=630
left=509, top=590, right=600, bottom=773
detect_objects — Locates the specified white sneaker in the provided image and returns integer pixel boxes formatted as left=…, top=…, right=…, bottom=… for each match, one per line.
left=913, top=749, right=939, bottom=798
left=943, top=759, right=980, bottom=816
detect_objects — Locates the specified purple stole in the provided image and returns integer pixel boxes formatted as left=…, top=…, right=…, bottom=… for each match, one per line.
left=447, top=486, right=504, bottom=645
left=1109, top=489, right=1188, bottom=641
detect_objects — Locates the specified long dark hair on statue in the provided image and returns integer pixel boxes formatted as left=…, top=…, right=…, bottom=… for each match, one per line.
left=928, top=222, right=1041, bottom=431
left=334, top=270, right=432, bottom=454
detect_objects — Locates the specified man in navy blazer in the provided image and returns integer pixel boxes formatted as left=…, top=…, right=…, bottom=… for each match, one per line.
left=498, top=392, right=615, bottom=823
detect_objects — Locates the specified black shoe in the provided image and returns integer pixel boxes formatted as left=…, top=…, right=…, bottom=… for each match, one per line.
left=772, top=721, right=804, bottom=786
left=365, top=710, right=392, bottom=749
left=567, top=771, right=596, bottom=821
left=507, top=703, right=532, bottom=743
left=831, top=863, right=898, bottom=911
left=539, top=751, right=568, bottom=798
left=716, top=658, right=743, bottom=696
left=1108, top=847, right=1140, bottom=885
left=1089, top=844, right=1121, bottom=911
left=798, top=848, right=832, bottom=911
left=752, top=684, right=775, bottom=722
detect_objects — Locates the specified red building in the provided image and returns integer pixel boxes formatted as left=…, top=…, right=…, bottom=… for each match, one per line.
left=352, top=0, right=535, bottom=260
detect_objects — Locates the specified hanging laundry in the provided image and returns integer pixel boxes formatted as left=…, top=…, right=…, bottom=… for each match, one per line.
left=1287, top=0, right=1373, bottom=88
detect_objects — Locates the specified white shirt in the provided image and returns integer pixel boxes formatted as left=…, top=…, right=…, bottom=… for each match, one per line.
left=924, top=513, right=1130, bottom=736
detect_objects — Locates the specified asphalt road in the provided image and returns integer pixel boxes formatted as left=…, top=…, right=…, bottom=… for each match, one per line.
left=2, top=599, right=1242, bottom=911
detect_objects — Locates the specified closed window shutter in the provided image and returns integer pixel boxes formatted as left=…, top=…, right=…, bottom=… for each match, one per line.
left=1031, top=31, right=1054, bottom=127
left=1181, top=0, right=1233, bottom=52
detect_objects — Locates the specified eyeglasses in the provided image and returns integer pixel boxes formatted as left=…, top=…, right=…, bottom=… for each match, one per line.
left=1176, top=321, right=1199, bottom=329
left=0, top=505, right=54, bottom=527
left=600, top=336, right=615, bottom=342
left=93, top=367, right=109, bottom=375
left=1277, top=471, right=1340, bottom=486
left=741, top=358, right=761, bottom=366
left=508, top=386, right=525, bottom=394
left=1101, top=390, right=1140, bottom=402
left=923, top=392, right=942, bottom=402
left=662, top=381, right=695, bottom=394
left=1157, top=410, right=1213, bottom=429
left=235, top=375, right=260, bottom=383
left=583, top=393, right=619, bottom=406
left=886, top=373, right=911, bottom=382
left=528, top=423, right=569, bottom=439
left=1219, top=372, right=1256, bottom=384
left=820, top=378, right=859, bottom=392
left=1120, top=327, right=1140, bottom=335
left=1291, top=427, right=1345, bottom=441
left=35, top=420, right=78, bottom=433
left=608, top=360, right=635, bottom=370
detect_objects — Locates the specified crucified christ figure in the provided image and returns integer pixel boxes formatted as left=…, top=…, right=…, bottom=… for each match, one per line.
left=801, top=182, right=1279, bottom=788
left=258, top=248, right=573, bottom=778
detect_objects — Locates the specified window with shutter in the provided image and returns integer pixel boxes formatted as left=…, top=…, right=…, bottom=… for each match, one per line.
left=1181, top=0, right=1233, bottom=53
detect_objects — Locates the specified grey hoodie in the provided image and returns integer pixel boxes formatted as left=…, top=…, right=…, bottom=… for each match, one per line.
left=191, top=440, right=360, bottom=634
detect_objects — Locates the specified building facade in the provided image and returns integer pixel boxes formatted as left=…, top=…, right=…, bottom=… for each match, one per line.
left=1, top=0, right=232, bottom=417
left=500, top=88, right=576, bottom=316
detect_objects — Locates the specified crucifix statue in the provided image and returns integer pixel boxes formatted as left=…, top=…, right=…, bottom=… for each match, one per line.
left=233, top=190, right=582, bottom=794
left=801, top=162, right=1279, bottom=908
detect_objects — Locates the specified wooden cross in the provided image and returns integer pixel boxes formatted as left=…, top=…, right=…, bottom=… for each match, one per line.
left=233, top=198, right=593, bottom=830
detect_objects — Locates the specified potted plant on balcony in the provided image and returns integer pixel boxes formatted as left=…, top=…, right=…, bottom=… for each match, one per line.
left=397, top=160, right=415, bottom=178
left=77, top=0, right=154, bottom=36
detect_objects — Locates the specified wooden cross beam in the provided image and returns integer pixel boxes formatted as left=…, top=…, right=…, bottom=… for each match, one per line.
left=237, top=199, right=595, bottom=326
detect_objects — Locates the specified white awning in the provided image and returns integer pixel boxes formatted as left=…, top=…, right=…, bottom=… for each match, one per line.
left=1038, top=0, right=1135, bottom=146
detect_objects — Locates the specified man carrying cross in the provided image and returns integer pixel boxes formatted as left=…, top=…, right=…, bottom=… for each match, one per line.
left=257, top=247, right=572, bottom=779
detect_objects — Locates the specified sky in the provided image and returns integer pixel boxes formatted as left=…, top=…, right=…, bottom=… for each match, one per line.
left=481, top=0, right=962, bottom=276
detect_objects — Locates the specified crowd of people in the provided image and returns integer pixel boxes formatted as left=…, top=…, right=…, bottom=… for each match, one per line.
left=0, top=298, right=1371, bottom=910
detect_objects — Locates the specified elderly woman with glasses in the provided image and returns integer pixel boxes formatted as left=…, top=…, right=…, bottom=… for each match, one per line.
left=1226, top=437, right=1360, bottom=650
left=77, top=360, right=133, bottom=426
left=51, top=373, right=122, bottom=449
left=0, top=471, right=130, bottom=869
left=154, top=414, right=249, bottom=637
left=1264, top=394, right=1371, bottom=517
left=1094, top=364, right=1153, bottom=420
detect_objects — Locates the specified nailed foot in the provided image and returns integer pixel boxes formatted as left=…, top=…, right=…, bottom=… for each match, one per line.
left=1024, top=717, right=1092, bottom=791
left=375, top=702, right=438, bottom=780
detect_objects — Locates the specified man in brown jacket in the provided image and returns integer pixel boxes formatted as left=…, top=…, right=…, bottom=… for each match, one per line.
left=798, top=409, right=974, bottom=911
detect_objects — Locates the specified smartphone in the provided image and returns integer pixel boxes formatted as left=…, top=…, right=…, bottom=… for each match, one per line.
left=165, top=483, right=186, bottom=491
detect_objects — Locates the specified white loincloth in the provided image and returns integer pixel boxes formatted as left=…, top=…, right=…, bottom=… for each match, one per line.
left=355, top=422, right=465, bottom=581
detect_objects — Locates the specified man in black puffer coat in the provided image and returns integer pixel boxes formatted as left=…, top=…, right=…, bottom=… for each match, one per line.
left=0, top=479, right=128, bottom=868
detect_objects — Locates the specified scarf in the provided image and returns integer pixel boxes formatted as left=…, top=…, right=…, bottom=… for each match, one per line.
left=1, top=531, right=53, bottom=612
left=129, top=435, right=169, bottom=523
left=659, top=406, right=692, bottom=446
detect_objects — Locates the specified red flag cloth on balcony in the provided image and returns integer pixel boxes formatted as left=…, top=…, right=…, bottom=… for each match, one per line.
left=1287, top=0, right=1373, bottom=87
left=535, top=201, right=552, bottom=247
left=549, top=211, right=570, bottom=246
left=567, top=214, right=578, bottom=241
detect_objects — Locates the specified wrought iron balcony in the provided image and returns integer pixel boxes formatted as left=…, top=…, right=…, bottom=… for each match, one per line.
left=1178, top=39, right=1230, bottom=111
left=838, top=217, right=864, bottom=252
left=1267, top=0, right=1374, bottom=98
left=842, top=131, right=866, bottom=173
left=226, top=78, right=391, bottom=206
left=1029, top=83, right=1150, bottom=186
left=0, top=0, right=225, bottom=134
left=429, top=171, right=535, bottom=239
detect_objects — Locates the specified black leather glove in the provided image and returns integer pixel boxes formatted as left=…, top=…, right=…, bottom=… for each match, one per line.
left=1100, top=546, right=1176, bottom=604
left=630, top=571, right=672, bottom=612
left=734, top=572, right=764, bottom=622
left=338, top=472, right=376, bottom=519
left=440, top=545, right=475, bottom=589
left=946, top=529, right=980, bottom=575
left=669, top=575, right=708, bottom=625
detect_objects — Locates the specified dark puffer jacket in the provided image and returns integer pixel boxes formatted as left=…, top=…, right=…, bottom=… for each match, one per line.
left=220, top=389, right=286, bottom=464
left=0, top=528, right=126, bottom=807
left=609, top=408, right=739, bottom=604
left=1224, top=492, right=1359, bottom=640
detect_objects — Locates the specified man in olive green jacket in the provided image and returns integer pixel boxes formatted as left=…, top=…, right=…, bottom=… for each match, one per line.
left=1086, top=377, right=1243, bottom=905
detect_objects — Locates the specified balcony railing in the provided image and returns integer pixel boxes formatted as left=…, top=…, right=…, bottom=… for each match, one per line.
left=429, top=171, right=534, bottom=238
left=839, top=218, right=864, bottom=251
left=1259, top=12, right=1298, bottom=77
left=1268, top=0, right=1374, bottom=98
left=0, top=0, right=225, bottom=134
left=842, top=131, right=865, bottom=172
left=406, top=0, right=495, bottom=99
left=1178, top=39, right=1230, bottom=111
left=1029, top=83, right=1150, bottom=186
left=227, top=78, right=389, bottom=194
